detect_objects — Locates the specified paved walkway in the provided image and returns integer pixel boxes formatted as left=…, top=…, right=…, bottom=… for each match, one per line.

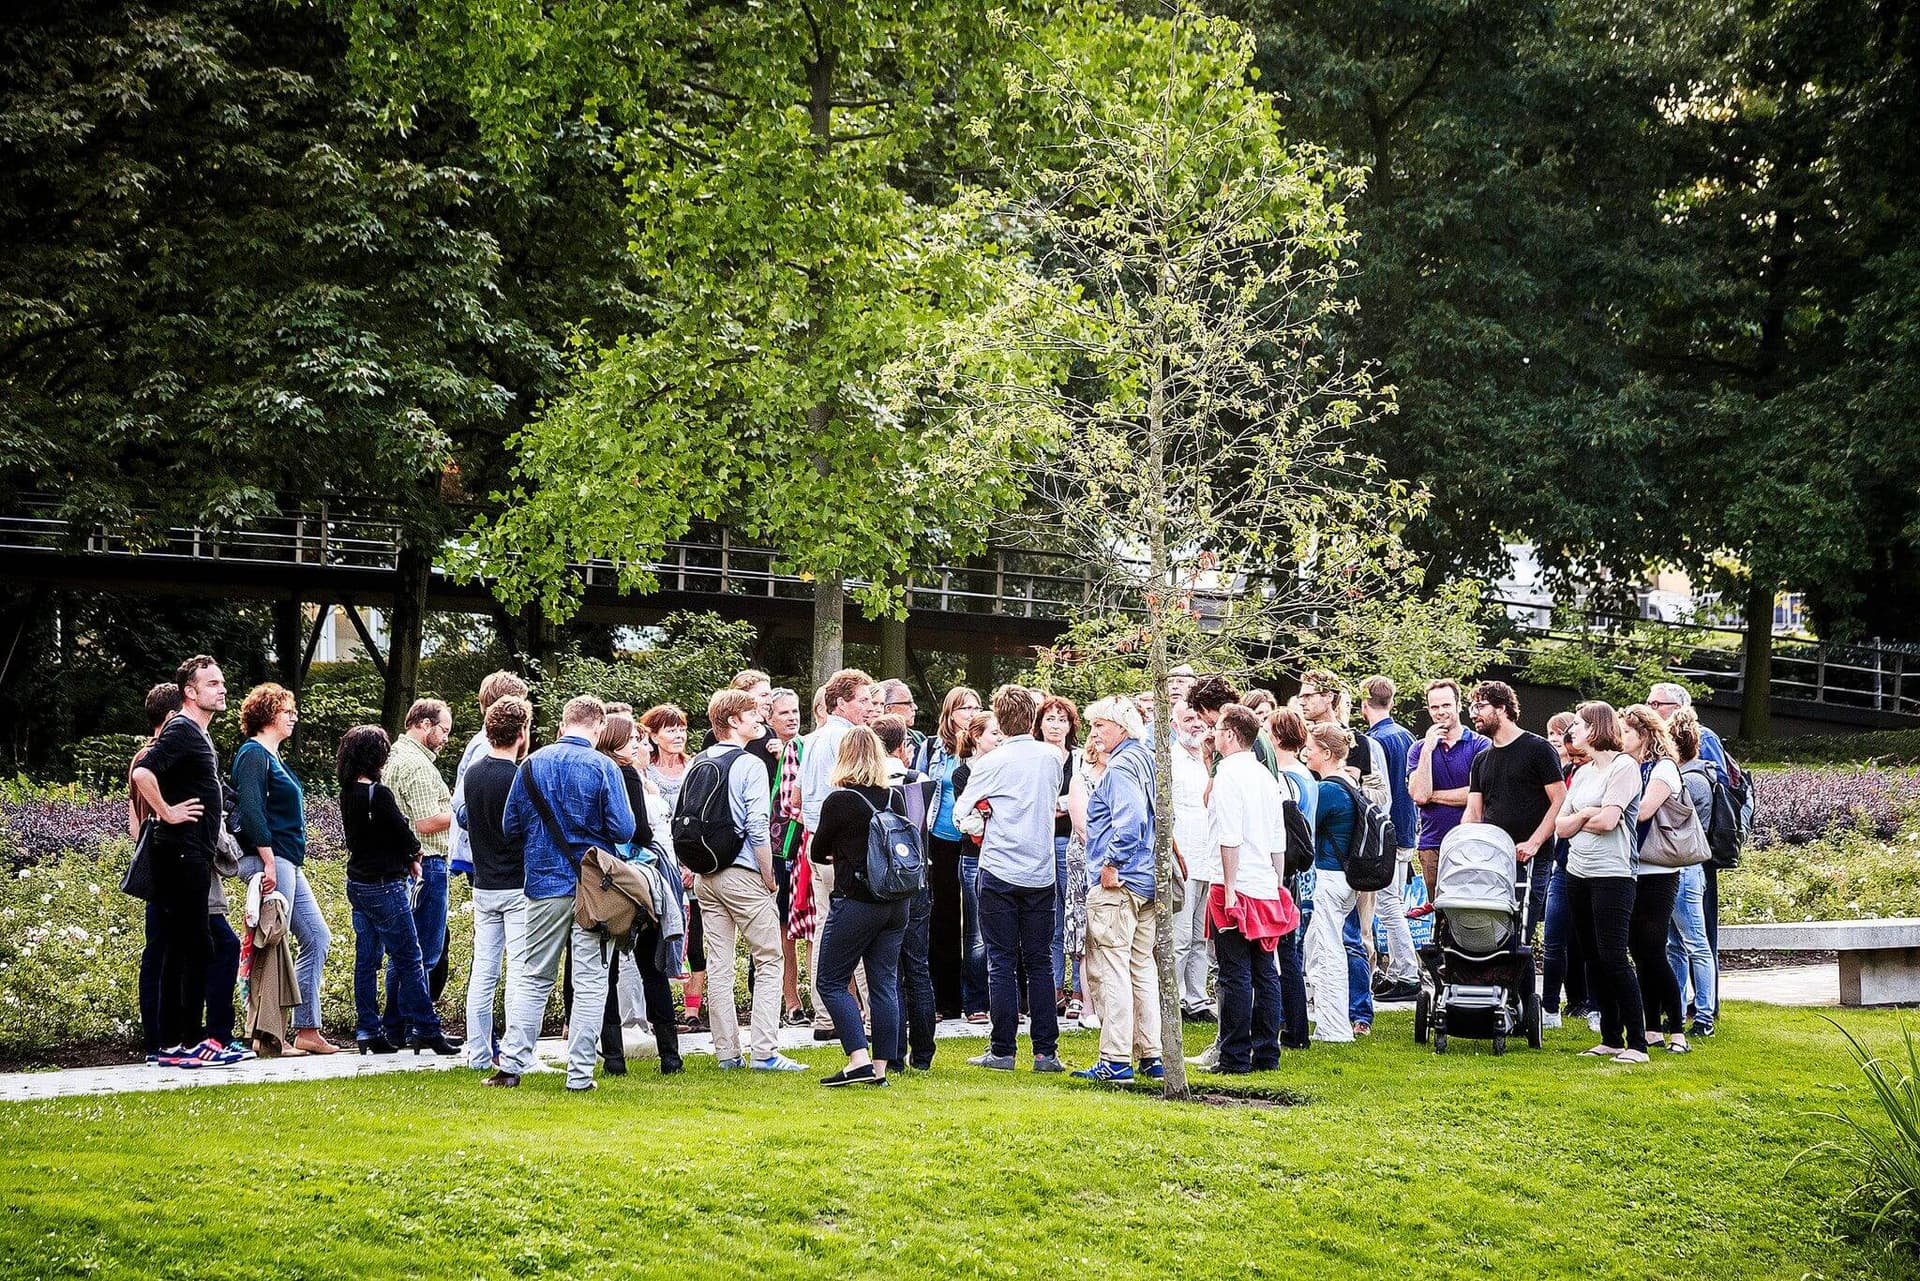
left=0, top=965, right=1845, bottom=1103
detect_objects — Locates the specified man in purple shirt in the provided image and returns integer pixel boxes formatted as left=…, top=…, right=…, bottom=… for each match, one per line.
left=1406, top=678, right=1488, bottom=911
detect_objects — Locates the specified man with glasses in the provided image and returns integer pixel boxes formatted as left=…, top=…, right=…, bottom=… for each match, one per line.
left=1406, top=679, right=1487, bottom=916
left=1463, top=681, right=1566, bottom=945
left=876, top=679, right=924, bottom=757
left=1647, top=683, right=1730, bottom=780
left=382, top=698, right=456, bottom=1042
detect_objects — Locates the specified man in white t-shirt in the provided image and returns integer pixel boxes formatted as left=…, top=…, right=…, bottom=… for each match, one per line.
left=1203, top=705, right=1291, bottom=1074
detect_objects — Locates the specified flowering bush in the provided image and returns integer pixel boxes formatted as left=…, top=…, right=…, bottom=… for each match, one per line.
left=1750, top=766, right=1920, bottom=848
left=1721, top=823, right=1920, bottom=924
left=0, top=784, right=344, bottom=870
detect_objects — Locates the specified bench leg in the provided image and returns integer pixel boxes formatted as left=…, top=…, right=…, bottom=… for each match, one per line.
left=1842, top=948, right=1920, bottom=1007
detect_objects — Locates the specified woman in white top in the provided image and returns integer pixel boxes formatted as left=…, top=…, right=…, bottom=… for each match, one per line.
left=1169, top=701, right=1216, bottom=1020
left=1553, top=701, right=1651, bottom=1063
left=1621, top=704, right=1689, bottom=1053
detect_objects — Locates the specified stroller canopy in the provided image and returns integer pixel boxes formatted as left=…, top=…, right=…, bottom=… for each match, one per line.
left=1434, top=823, right=1519, bottom=912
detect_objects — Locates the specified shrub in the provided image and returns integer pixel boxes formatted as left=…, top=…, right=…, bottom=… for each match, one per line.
left=1720, top=822, right=1920, bottom=924
left=64, top=735, right=150, bottom=795
left=1750, top=767, right=1920, bottom=848
left=1798, top=1021, right=1920, bottom=1253
left=1735, top=728, right=1920, bottom=769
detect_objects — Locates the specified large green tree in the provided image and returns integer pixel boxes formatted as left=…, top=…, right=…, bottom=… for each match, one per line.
left=343, top=0, right=1041, bottom=686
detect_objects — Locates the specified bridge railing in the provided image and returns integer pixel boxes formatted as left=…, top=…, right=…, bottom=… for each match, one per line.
left=5, top=499, right=1914, bottom=715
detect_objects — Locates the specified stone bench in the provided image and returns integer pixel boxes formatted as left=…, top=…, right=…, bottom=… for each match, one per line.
left=1720, top=918, right=1920, bottom=1007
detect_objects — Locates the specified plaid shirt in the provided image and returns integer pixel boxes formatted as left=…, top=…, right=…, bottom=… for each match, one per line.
left=772, top=737, right=803, bottom=860
left=383, top=733, right=452, bottom=859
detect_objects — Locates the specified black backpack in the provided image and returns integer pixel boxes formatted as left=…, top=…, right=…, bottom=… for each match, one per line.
left=1683, top=760, right=1744, bottom=869
left=1279, top=771, right=1315, bottom=879
left=671, top=748, right=747, bottom=875
left=1329, top=775, right=1397, bottom=892
left=854, top=789, right=926, bottom=902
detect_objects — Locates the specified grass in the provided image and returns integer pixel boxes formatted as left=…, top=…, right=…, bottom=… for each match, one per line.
left=5, top=1008, right=1919, bottom=1280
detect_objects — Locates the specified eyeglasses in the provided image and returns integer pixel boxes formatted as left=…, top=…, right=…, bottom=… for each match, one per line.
left=1468, top=701, right=1491, bottom=712
left=887, top=699, right=914, bottom=709
left=1649, top=700, right=1680, bottom=710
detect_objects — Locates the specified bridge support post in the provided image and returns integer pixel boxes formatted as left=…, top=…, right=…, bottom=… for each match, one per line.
left=965, top=648, right=994, bottom=695
left=272, top=598, right=303, bottom=695
left=381, top=543, right=429, bottom=733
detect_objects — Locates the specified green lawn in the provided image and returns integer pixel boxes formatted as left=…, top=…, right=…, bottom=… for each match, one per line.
left=4, top=1006, right=1917, bottom=1280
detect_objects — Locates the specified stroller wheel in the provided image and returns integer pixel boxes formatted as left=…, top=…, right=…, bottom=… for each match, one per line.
left=1492, top=1033, right=1507, bottom=1056
left=1413, top=989, right=1431, bottom=1044
left=1433, top=1030, right=1448, bottom=1054
left=1523, top=989, right=1543, bottom=1050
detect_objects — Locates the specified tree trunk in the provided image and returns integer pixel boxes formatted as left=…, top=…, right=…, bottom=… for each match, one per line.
left=382, top=543, right=429, bottom=734
left=879, top=611, right=908, bottom=684
left=1740, top=577, right=1774, bottom=740
left=965, top=648, right=995, bottom=695
left=1147, top=340, right=1189, bottom=1102
left=812, top=570, right=846, bottom=690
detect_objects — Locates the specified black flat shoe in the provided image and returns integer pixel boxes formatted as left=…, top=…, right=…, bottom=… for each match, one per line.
left=407, top=1033, right=461, bottom=1056
left=821, top=1063, right=878, bottom=1087
left=357, top=1035, right=401, bottom=1055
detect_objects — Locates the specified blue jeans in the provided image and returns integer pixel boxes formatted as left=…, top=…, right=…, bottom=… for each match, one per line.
left=1214, top=928, right=1282, bottom=1072
left=384, top=857, right=447, bottom=1041
left=239, top=855, right=332, bottom=1031
left=816, top=895, right=908, bottom=1058
left=1541, top=858, right=1589, bottom=1014
left=978, top=870, right=1059, bottom=1059
left=1666, top=864, right=1717, bottom=1032
left=348, top=877, right=441, bottom=1041
left=888, top=883, right=937, bottom=1068
left=959, top=852, right=989, bottom=1014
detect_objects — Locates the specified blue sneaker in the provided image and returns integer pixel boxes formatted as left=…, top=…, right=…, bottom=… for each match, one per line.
left=1136, top=1057, right=1165, bottom=1080
left=1071, top=1059, right=1134, bottom=1083
left=752, top=1054, right=809, bottom=1072
left=717, top=1056, right=746, bottom=1070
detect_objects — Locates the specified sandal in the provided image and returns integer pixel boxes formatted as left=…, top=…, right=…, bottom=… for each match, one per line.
left=1064, top=998, right=1083, bottom=1021
left=676, top=1011, right=708, bottom=1034
left=1580, top=1044, right=1620, bottom=1057
left=966, top=1011, right=990, bottom=1025
left=782, top=1007, right=810, bottom=1028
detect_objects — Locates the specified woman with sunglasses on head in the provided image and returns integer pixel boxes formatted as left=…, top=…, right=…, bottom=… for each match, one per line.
left=1554, top=702, right=1651, bottom=1064
left=232, top=683, right=336, bottom=1056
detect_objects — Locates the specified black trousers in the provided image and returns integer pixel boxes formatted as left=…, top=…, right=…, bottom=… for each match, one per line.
left=1568, top=873, right=1646, bottom=1052
left=564, top=934, right=683, bottom=1073
left=927, top=836, right=966, bottom=1018
left=1629, top=872, right=1685, bottom=1035
left=149, top=847, right=214, bottom=1049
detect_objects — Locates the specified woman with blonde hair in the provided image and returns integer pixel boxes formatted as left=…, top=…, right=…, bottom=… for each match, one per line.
left=1554, top=702, right=1650, bottom=1063
left=1621, top=703, right=1690, bottom=1053
left=1666, top=708, right=1719, bottom=1039
left=808, top=726, right=912, bottom=1086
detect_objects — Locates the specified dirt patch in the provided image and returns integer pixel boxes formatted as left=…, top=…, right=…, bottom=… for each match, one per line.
left=1720, top=949, right=1837, bottom=971
left=1184, top=1086, right=1306, bottom=1109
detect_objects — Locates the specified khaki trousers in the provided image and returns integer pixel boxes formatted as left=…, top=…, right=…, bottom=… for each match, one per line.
left=808, top=862, right=869, bottom=1030
left=1084, top=883, right=1161, bottom=1063
left=695, top=866, right=784, bottom=1062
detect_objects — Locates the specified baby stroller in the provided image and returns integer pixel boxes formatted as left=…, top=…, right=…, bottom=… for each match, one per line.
left=1414, top=823, right=1542, bottom=1054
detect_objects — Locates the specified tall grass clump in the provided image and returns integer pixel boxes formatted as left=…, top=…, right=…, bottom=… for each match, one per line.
left=1799, top=1020, right=1920, bottom=1255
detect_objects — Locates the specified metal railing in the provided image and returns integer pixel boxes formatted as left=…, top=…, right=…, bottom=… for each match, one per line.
left=3, top=498, right=1914, bottom=714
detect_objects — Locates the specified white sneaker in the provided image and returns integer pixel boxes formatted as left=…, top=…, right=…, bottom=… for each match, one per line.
left=1586, top=1011, right=1602, bottom=1034
left=1079, top=1011, right=1101, bottom=1030
left=751, top=1053, right=808, bottom=1072
left=1185, top=1042, right=1219, bottom=1068
left=1540, top=1013, right=1562, bottom=1030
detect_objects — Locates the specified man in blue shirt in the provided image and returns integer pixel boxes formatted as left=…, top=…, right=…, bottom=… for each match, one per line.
left=488, top=695, right=636, bottom=1092
left=1076, top=696, right=1161, bottom=1083
left=1407, top=678, right=1489, bottom=914
left=1361, top=676, right=1422, bottom=1000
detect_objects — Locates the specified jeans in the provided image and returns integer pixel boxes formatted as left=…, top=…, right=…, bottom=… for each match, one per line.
left=1540, top=858, right=1589, bottom=1014
left=817, top=894, right=909, bottom=1059
left=384, top=857, right=448, bottom=1042
left=1173, top=876, right=1213, bottom=1010
left=1704, top=864, right=1721, bottom=1018
left=1305, top=867, right=1357, bottom=1041
left=1373, top=854, right=1420, bottom=984
left=238, top=855, right=332, bottom=1031
left=1630, top=873, right=1685, bottom=1036
left=498, top=894, right=605, bottom=1087
left=205, top=915, right=241, bottom=1044
left=1214, top=928, right=1282, bottom=1072
left=347, top=877, right=441, bottom=1042
left=1666, top=864, right=1717, bottom=1032
left=978, top=870, right=1059, bottom=1058
left=888, top=883, right=937, bottom=1068
left=1276, top=918, right=1309, bottom=1049
left=464, top=887, right=528, bottom=1069
left=1342, top=910, right=1374, bottom=1026
left=562, top=944, right=626, bottom=1073
left=1568, top=872, right=1645, bottom=1052
left=958, top=852, right=989, bottom=1014
left=927, top=835, right=966, bottom=1017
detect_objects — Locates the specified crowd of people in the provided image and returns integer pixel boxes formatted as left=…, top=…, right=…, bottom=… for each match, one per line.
left=127, top=652, right=1741, bottom=1085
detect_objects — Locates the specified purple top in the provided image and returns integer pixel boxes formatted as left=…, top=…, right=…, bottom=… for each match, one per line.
left=1407, top=728, right=1489, bottom=849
